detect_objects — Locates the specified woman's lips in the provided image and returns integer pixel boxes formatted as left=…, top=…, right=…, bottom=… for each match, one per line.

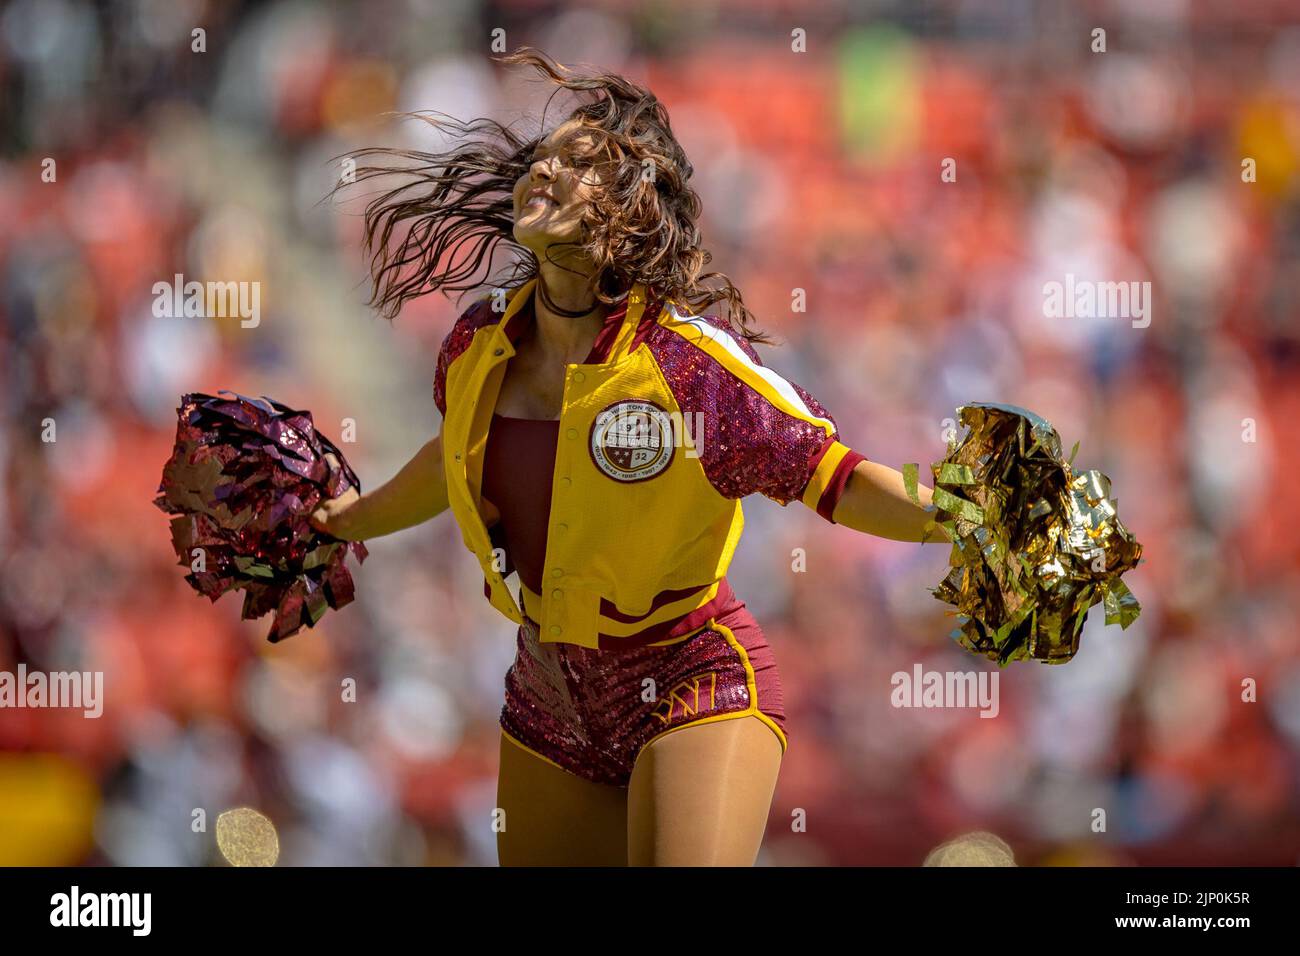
left=523, top=193, right=557, bottom=214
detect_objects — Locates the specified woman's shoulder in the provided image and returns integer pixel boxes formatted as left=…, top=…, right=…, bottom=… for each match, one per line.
left=646, top=299, right=835, bottom=430
left=649, top=299, right=767, bottom=367
left=434, top=296, right=504, bottom=414
left=443, top=295, right=503, bottom=347
left=438, top=294, right=511, bottom=367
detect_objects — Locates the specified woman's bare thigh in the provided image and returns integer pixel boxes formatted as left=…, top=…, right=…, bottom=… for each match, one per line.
left=626, top=715, right=783, bottom=866
left=496, top=731, right=628, bottom=866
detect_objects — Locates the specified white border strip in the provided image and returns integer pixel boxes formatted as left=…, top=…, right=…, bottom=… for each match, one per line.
left=663, top=303, right=835, bottom=432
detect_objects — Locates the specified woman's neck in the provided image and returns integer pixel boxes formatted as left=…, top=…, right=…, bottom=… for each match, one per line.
left=532, top=260, right=607, bottom=363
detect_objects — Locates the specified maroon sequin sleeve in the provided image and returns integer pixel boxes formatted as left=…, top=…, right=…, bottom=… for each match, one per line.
left=646, top=312, right=865, bottom=516
left=434, top=298, right=497, bottom=417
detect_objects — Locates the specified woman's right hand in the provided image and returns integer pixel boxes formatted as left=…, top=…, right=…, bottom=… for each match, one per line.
left=310, top=485, right=361, bottom=538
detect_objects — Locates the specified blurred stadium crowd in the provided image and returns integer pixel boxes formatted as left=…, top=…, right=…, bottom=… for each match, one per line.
left=1, top=0, right=1298, bottom=865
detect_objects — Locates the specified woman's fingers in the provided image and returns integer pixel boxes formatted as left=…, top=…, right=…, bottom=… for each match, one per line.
left=310, top=486, right=360, bottom=534
left=308, top=504, right=335, bottom=533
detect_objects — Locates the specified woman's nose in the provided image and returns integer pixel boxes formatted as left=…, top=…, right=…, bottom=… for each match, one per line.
left=530, top=156, right=559, bottom=181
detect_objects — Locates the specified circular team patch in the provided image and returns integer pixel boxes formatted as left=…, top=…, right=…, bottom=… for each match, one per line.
left=589, top=399, right=675, bottom=483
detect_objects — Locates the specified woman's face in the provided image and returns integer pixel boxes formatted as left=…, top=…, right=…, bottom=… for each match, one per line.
left=512, top=119, right=609, bottom=258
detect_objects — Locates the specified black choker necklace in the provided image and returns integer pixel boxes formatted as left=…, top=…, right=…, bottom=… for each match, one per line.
left=536, top=279, right=597, bottom=318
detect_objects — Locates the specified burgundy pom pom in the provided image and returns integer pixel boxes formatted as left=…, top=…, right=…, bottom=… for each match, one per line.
left=154, top=391, right=368, bottom=642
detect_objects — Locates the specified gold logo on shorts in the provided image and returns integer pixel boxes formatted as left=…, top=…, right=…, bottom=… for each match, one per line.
left=652, top=672, right=718, bottom=724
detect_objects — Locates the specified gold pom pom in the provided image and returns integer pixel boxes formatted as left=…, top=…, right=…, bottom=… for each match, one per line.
left=911, top=403, right=1143, bottom=665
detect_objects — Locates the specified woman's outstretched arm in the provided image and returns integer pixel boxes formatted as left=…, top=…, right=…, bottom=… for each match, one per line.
left=310, top=433, right=450, bottom=540
left=831, top=460, right=950, bottom=543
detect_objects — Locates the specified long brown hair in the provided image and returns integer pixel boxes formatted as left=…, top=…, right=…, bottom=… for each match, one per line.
left=338, top=47, right=770, bottom=344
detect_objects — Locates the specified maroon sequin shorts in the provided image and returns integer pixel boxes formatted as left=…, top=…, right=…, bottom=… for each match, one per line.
left=499, top=595, right=787, bottom=788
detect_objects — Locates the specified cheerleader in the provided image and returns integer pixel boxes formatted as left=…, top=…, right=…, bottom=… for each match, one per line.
left=312, top=49, right=946, bottom=866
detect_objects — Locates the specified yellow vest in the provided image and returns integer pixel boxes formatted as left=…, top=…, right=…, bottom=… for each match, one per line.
left=438, top=278, right=862, bottom=648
